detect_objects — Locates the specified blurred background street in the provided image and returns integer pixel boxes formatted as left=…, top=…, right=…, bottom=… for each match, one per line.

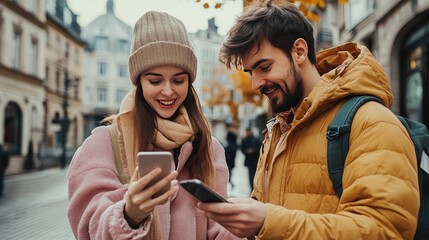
left=0, top=149, right=251, bottom=240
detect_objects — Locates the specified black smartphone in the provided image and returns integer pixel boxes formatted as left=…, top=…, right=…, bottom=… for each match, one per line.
left=180, top=179, right=228, bottom=203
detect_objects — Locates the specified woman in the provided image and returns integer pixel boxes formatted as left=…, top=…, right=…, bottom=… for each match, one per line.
left=67, top=11, right=241, bottom=239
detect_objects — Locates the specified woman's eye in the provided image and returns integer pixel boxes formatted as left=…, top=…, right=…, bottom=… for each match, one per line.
left=173, top=79, right=185, bottom=84
left=149, top=80, right=161, bottom=85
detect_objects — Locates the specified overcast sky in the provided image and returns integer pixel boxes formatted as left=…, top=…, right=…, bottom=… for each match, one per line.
left=67, top=0, right=244, bottom=35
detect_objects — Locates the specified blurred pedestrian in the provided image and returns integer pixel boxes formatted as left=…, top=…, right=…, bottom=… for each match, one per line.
left=67, top=11, right=242, bottom=240
left=0, top=143, right=11, bottom=197
left=224, top=125, right=237, bottom=186
left=241, top=127, right=261, bottom=191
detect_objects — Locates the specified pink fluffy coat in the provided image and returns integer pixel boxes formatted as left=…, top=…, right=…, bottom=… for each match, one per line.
left=67, top=126, right=242, bottom=240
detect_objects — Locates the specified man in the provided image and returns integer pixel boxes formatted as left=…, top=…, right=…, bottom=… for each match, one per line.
left=197, top=1, right=419, bottom=239
left=241, top=127, right=260, bottom=191
left=225, top=125, right=238, bottom=186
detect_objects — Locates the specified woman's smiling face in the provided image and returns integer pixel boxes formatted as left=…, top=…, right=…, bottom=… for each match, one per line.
left=139, top=66, right=189, bottom=119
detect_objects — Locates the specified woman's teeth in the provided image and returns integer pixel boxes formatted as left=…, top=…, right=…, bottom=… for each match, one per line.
left=159, top=100, right=174, bottom=106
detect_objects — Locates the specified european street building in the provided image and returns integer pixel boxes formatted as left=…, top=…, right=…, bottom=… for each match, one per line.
left=0, top=0, right=46, bottom=174
left=315, top=0, right=429, bottom=128
left=80, top=0, right=132, bottom=138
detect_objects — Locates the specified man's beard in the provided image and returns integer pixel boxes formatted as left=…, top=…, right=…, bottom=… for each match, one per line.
left=262, top=66, right=304, bottom=113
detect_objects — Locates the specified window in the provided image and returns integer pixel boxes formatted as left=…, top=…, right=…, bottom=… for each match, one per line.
left=63, top=8, right=72, bottom=25
left=74, top=49, right=79, bottom=65
left=46, top=0, right=55, bottom=14
left=56, top=37, right=61, bottom=53
left=65, top=43, right=70, bottom=59
left=56, top=71, right=60, bottom=93
left=31, top=0, right=37, bottom=14
left=74, top=78, right=80, bottom=99
left=116, top=89, right=128, bottom=104
left=98, top=62, right=107, bottom=76
left=95, top=36, right=108, bottom=51
left=45, top=66, right=49, bottom=83
left=30, top=39, right=38, bottom=75
left=97, top=87, right=107, bottom=103
left=118, top=64, right=127, bottom=78
left=118, top=40, right=129, bottom=54
left=46, top=30, right=50, bottom=47
left=0, top=21, right=3, bottom=62
left=345, top=0, right=374, bottom=30
left=12, top=30, right=21, bottom=70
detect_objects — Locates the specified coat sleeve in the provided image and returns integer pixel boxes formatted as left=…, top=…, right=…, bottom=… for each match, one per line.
left=207, top=137, right=246, bottom=240
left=67, top=126, right=153, bottom=240
left=257, top=103, right=420, bottom=239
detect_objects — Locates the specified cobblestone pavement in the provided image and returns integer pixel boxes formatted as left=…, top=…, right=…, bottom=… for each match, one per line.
left=0, top=168, right=74, bottom=240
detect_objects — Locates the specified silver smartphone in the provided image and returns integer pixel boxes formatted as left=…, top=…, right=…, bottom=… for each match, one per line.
left=137, top=151, right=172, bottom=198
left=180, top=179, right=228, bottom=203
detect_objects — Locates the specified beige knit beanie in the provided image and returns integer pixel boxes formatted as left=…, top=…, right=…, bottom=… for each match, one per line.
left=128, top=11, right=197, bottom=85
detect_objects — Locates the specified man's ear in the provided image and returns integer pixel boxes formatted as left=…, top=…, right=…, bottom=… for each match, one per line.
left=292, top=38, right=308, bottom=65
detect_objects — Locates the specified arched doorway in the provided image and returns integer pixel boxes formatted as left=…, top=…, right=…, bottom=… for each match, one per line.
left=3, top=102, right=22, bottom=155
left=400, top=21, right=429, bottom=128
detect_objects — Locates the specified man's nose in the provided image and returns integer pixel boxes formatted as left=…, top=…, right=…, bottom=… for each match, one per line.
left=252, top=75, right=265, bottom=91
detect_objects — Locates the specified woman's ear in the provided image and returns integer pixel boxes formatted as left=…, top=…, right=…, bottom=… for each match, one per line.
left=293, top=38, right=308, bottom=65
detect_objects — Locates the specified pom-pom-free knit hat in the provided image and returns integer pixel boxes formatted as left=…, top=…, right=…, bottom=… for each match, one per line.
left=128, top=11, right=197, bottom=85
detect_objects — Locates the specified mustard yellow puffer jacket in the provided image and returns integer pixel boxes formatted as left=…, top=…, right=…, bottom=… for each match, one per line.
left=252, top=42, right=419, bottom=239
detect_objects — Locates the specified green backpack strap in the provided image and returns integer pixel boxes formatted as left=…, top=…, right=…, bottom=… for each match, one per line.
left=107, top=124, right=127, bottom=185
left=326, top=95, right=384, bottom=198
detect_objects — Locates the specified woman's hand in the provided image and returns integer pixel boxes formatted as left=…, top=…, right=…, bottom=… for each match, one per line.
left=124, top=167, right=179, bottom=228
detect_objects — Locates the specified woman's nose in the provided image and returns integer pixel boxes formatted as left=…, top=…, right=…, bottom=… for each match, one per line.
left=161, top=82, right=174, bottom=96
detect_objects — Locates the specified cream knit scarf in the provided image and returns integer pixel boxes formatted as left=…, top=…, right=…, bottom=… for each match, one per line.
left=115, top=88, right=195, bottom=183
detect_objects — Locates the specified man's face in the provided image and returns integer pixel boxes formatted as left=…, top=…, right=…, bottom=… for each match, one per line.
left=242, top=39, right=303, bottom=113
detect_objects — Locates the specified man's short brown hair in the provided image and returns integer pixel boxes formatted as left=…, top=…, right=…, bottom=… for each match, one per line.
left=219, top=1, right=316, bottom=69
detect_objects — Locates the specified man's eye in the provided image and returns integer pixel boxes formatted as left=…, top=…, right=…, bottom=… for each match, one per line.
left=260, top=64, right=271, bottom=71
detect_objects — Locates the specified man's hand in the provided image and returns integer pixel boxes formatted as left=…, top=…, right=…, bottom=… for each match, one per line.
left=197, top=198, right=266, bottom=238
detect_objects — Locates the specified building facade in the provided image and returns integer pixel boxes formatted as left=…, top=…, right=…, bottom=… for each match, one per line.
left=190, top=18, right=264, bottom=142
left=0, top=0, right=46, bottom=174
left=191, top=18, right=237, bottom=142
left=315, top=0, right=429, bottom=128
left=80, top=0, right=132, bottom=137
left=44, top=0, right=84, bottom=167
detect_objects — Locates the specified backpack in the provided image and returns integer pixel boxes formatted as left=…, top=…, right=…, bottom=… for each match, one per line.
left=326, top=95, right=429, bottom=240
left=107, top=124, right=127, bottom=184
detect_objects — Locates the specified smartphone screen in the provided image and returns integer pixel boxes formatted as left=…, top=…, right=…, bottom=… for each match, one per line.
left=137, top=151, right=172, bottom=198
left=180, top=179, right=228, bottom=203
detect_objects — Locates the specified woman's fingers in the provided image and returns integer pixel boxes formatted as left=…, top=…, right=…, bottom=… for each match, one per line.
left=130, top=167, right=139, bottom=183
left=128, top=167, right=162, bottom=195
left=136, top=183, right=180, bottom=211
left=132, top=171, right=178, bottom=205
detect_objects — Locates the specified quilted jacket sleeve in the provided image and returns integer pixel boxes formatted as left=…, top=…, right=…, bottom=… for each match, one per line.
left=257, top=103, right=420, bottom=239
left=67, top=126, right=153, bottom=240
